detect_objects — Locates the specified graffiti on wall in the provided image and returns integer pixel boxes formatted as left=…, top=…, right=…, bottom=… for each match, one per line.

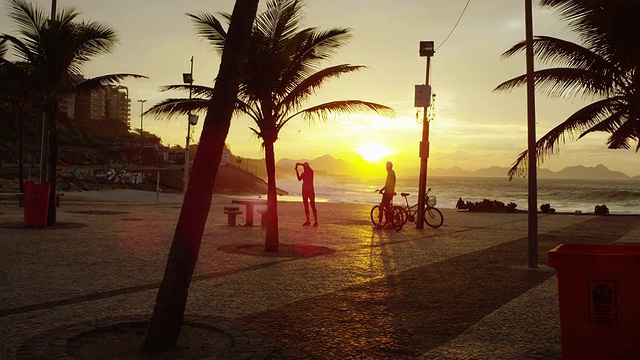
left=62, top=167, right=145, bottom=185
left=103, top=169, right=144, bottom=184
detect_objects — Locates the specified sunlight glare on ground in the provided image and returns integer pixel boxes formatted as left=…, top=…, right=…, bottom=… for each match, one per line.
left=357, top=141, right=393, bottom=164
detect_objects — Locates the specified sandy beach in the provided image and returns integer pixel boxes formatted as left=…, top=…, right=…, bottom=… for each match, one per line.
left=2, top=189, right=640, bottom=359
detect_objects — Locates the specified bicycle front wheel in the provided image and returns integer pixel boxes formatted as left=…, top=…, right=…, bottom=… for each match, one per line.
left=424, top=207, right=444, bottom=228
left=370, top=205, right=386, bottom=227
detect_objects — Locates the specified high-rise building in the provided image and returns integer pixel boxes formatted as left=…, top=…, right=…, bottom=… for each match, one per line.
left=74, top=85, right=130, bottom=137
left=104, top=85, right=131, bottom=135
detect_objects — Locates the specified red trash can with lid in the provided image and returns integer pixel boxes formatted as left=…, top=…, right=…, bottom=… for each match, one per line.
left=23, top=181, right=51, bottom=227
left=548, top=243, right=640, bottom=359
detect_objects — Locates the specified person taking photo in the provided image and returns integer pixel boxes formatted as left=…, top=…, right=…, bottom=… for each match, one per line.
left=295, top=162, right=318, bottom=226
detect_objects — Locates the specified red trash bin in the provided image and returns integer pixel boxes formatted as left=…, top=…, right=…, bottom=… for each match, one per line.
left=24, top=181, right=51, bottom=227
left=549, top=244, right=640, bottom=359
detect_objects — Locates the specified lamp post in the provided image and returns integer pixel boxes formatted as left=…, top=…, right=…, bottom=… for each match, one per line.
left=525, top=0, right=538, bottom=268
left=39, top=0, right=58, bottom=184
left=138, top=99, right=146, bottom=165
left=416, top=41, right=434, bottom=229
left=182, top=57, right=196, bottom=193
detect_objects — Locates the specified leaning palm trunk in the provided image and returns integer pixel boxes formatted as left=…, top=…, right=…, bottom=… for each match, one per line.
left=141, top=0, right=258, bottom=352
left=264, top=139, right=279, bottom=251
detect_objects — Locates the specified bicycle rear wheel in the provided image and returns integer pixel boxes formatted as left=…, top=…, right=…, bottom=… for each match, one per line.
left=424, top=207, right=444, bottom=228
left=392, top=206, right=405, bottom=231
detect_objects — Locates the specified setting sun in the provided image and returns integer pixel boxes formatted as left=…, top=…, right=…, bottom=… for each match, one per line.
left=357, top=141, right=393, bottom=163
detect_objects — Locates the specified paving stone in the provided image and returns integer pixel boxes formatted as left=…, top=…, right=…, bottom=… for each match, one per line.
left=1, top=198, right=639, bottom=359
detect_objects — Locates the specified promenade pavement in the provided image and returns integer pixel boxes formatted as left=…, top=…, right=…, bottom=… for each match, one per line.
left=1, top=189, right=640, bottom=359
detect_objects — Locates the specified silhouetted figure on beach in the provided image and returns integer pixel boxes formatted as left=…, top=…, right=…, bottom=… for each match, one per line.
left=456, top=197, right=466, bottom=210
left=376, top=161, right=396, bottom=229
left=296, top=162, right=318, bottom=226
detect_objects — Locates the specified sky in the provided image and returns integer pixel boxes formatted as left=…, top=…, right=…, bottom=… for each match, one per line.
left=1, top=0, right=639, bottom=177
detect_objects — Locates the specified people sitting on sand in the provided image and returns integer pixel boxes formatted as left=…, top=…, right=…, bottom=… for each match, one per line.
left=455, top=197, right=466, bottom=210
left=295, top=162, right=318, bottom=226
left=540, top=203, right=556, bottom=214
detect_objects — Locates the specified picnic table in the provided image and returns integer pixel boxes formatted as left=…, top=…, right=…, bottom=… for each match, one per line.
left=231, top=199, right=267, bottom=226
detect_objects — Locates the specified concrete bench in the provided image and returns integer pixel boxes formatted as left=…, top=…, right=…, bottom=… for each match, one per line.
left=224, top=206, right=242, bottom=226
left=256, top=208, right=267, bottom=227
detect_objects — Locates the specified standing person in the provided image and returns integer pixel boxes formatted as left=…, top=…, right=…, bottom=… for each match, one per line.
left=295, top=162, right=318, bottom=226
left=376, top=161, right=396, bottom=229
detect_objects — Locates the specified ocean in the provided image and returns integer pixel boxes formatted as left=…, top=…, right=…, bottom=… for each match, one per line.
left=275, top=175, right=640, bottom=215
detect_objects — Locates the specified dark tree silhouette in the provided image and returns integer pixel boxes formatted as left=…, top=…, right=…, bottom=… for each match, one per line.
left=141, top=0, right=259, bottom=351
left=147, top=0, right=394, bottom=251
left=0, top=0, right=144, bottom=224
left=495, top=0, right=640, bottom=179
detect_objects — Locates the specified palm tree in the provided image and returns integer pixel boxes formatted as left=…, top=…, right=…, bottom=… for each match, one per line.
left=0, top=0, right=145, bottom=225
left=495, top=0, right=640, bottom=180
left=147, top=0, right=395, bottom=251
left=141, top=0, right=259, bottom=351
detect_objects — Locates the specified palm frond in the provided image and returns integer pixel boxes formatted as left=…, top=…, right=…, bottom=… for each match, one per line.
left=7, top=0, right=47, bottom=40
left=159, top=84, right=215, bottom=98
left=501, top=36, right=609, bottom=70
left=301, top=27, right=352, bottom=60
left=577, top=99, right=627, bottom=138
left=72, top=22, right=119, bottom=61
left=507, top=149, right=529, bottom=180
left=145, top=98, right=211, bottom=120
left=0, top=38, right=7, bottom=59
left=256, top=0, right=304, bottom=42
left=235, top=99, right=263, bottom=124
left=539, top=0, right=640, bottom=64
left=0, top=34, right=36, bottom=64
left=278, top=64, right=366, bottom=112
left=187, top=11, right=227, bottom=54
left=278, top=27, right=353, bottom=91
left=280, top=100, right=394, bottom=129
left=75, top=74, right=147, bottom=93
left=507, top=98, right=619, bottom=180
left=494, top=67, right=612, bottom=98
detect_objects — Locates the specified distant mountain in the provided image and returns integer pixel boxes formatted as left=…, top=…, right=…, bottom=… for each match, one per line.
left=430, top=163, right=632, bottom=180
left=277, top=155, right=636, bottom=181
left=277, top=154, right=377, bottom=177
left=554, top=164, right=630, bottom=180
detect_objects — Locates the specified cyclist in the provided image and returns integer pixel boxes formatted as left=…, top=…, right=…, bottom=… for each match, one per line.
left=375, top=161, right=396, bottom=229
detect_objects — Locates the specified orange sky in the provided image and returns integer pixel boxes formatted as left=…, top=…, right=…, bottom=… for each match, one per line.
left=2, top=0, right=639, bottom=176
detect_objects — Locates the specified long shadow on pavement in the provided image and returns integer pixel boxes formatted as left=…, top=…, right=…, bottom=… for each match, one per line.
left=245, top=215, right=640, bottom=359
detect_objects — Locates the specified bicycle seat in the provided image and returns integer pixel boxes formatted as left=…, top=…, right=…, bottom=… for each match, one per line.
left=400, top=192, right=410, bottom=197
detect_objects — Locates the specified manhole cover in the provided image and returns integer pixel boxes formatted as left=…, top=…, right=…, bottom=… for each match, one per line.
left=16, top=315, right=271, bottom=359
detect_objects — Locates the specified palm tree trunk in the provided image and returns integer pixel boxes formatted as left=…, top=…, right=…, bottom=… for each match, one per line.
left=264, top=139, right=279, bottom=252
left=141, top=125, right=226, bottom=351
left=140, top=0, right=258, bottom=352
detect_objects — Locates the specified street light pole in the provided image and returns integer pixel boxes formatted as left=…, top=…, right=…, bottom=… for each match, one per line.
left=138, top=99, right=146, bottom=165
left=183, top=57, right=194, bottom=193
left=39, top=0, right=58, bottom=184
left=525, top=0, right=538, bottom=268
left=416, top=41, right=434, bottom=229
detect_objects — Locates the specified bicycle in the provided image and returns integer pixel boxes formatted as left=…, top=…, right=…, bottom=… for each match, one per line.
left=370, top=189, right=405, bottom=231
left=397, top=187, right=444, bottom=228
